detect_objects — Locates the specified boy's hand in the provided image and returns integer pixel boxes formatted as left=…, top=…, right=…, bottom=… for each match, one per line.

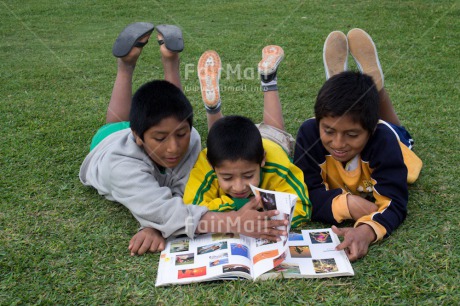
left=236, top=196, right=288, bottom=241
left=332, top=225, right=376, bottom=262
left=128, top=228, right=165, bottom=256
left=347, top=195, right=378, bottom=220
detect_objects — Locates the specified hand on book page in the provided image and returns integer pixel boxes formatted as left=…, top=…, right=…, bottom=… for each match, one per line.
left=236, top=196, right=288, bottom=242
left=332, top=225, right=376, bottom=262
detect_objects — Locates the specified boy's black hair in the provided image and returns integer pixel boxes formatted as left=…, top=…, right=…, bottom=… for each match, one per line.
left=315, top=71, right=379, bottom=134
left=206, top=115, right=264, bottom=168
left=130, top=80, right=193, bottom=140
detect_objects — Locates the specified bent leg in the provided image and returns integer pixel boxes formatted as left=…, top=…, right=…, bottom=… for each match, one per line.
left=158, top=33, right=183, bottom=91
left=198, top=50, right=223, bottom=131
left=347, top=28, right=401, bottom=126
left=378, top=88, right=401, bottom=126
left=263, top=90, right=284, bottom=131
left=207, top=111, right=224, bottom=131
left=259, top=45, right=285, bottom=131
left=106, top=33, right=150, bottom=123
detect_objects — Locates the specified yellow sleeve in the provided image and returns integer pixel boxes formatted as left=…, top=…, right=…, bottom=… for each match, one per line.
left=354, top=143, right=423, bottom=241
left=183, top=149, right=236, bottom=212
left=331, top=193, right=352, bottom=222
left=331, top=192, right=388, bottom=242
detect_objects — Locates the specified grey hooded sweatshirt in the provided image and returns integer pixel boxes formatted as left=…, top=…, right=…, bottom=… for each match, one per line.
left=79, top=127, right=208, bottom=238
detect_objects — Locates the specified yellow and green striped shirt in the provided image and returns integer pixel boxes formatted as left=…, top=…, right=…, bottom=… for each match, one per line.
left=183, top=139, right=311, bottom=228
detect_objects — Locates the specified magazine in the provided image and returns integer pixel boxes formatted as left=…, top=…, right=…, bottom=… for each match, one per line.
left=256, top=228, right=354, bottom=280
left=155, top=187, right=353, bottom=286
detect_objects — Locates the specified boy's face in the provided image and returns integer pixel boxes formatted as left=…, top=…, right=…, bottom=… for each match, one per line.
left=134, top=117, right=191, bottom=168
left=319, top=115, right=370, bottom=163
left=213, top=158, right=265, bottom=199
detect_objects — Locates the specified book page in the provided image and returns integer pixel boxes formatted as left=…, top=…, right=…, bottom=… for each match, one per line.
left=156, top=187, right=313, bottom=286
left=249, top=186, right=297, bottom=279
left=156, top=233, right=254, bottom=286
left=260, top=229, right=354, bottom=280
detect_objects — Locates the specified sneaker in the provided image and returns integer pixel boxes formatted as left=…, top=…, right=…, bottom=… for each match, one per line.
left=323, top=31, right=348, bottom=79
left=258, top=45, right=284, bottom=82
left=347, top=28, right=384, bottom=91
left=198, top=50, right=222, bottom=109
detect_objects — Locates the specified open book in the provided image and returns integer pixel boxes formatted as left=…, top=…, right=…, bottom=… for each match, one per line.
left=155, top=186, right=354, bottom=286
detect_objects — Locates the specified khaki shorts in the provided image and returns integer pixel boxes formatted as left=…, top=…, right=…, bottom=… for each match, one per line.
left=256, top=123, right=296, bottom=158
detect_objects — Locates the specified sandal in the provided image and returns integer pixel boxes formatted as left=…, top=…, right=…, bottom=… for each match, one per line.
left=112, top=22, right=155, bottom=58
left=156, top=24, right=184, bottom=52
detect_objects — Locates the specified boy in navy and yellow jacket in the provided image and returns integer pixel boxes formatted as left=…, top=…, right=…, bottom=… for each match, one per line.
left=294, top=29, right=422, bottom=261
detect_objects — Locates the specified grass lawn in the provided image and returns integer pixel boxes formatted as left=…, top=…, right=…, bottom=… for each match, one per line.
left=1, top=0, right=459, bottom=304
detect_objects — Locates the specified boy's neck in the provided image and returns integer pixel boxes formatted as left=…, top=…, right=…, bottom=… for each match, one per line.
left=154, top=163, right=166, bottom=174
left=342, top=155, right=360, bottom=171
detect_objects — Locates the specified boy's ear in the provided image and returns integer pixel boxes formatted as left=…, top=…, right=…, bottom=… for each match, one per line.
left=260, top=151, right=267, bottom=167
left=131, top=129, right=143, bottom=146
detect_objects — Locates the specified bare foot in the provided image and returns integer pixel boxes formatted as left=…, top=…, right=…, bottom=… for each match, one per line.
left=118, top=34, right=151, bottom=68
left=157, top=34, right=179, bottom=61
left=157, top=33, right=181, bottom=88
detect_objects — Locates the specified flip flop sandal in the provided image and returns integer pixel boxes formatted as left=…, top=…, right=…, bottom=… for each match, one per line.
left=156, top=25, right=184, bottom=52
left=112, top=22, right=155, bottom=58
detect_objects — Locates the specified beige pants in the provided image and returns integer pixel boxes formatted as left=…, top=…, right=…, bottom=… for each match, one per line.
left=256, top=123, right=296, bottom=158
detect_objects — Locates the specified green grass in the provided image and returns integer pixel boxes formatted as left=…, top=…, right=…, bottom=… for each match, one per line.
left=1, top=0, right=459, bottom=304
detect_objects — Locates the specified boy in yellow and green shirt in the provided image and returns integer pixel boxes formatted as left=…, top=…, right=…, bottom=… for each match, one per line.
left=183, top=47, right=311, bottom=228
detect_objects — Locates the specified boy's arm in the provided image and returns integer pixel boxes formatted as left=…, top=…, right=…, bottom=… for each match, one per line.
left=353, top=128, right=410, bottom=241
left=332, top=146, right=408, bottom=261
left=332, top=224, right=376, bottom=262
left=110, top=160, right=208, bottom=238
left=112, top=161, right=286, bottom=241
left=128, top=227, right=166, bottom=256
left=294, top=119, right=343, bottom=224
